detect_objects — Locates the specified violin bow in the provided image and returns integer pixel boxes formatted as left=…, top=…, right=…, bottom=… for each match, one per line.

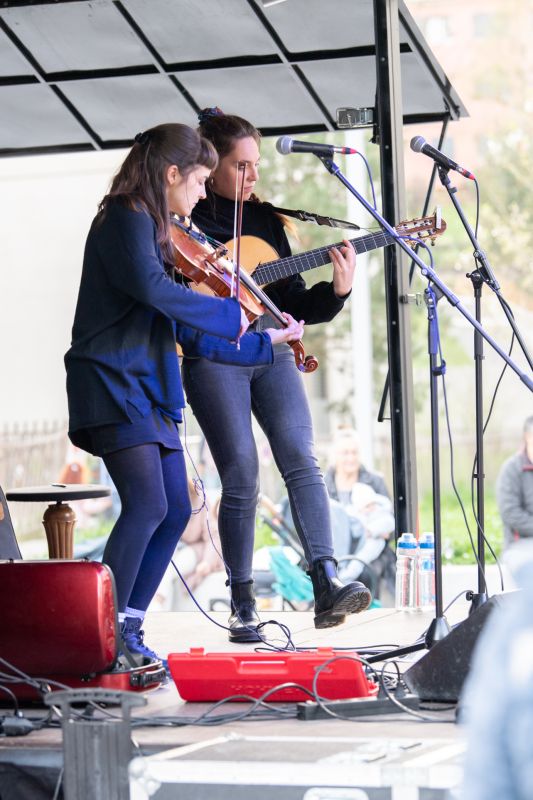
left=227, top=161, right=318, bottom=374
left=231, top=161, right=247, bottom=346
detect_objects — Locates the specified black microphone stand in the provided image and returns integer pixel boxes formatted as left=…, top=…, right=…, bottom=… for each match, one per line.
left=423, top=284, right=452, bottom=644
left=436, top=165, right=533, bottom=613
left=295, top=156, right=533, bottom=720
left=469, top=268, right=488, bottom=611
left=314, top=155, right=532, bottom=663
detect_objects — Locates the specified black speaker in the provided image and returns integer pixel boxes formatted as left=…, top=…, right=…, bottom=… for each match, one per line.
left=403, top=593, right=512, bottom=702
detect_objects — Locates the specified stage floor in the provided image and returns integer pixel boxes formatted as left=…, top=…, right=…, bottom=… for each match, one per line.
left=0, top=608, right=468, bottom=799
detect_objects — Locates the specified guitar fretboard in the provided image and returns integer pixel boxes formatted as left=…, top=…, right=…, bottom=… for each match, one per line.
left=252, top=229, right=396, bottom=285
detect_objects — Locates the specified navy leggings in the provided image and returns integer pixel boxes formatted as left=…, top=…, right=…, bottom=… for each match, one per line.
left=102, top=444, right=191, bottom=612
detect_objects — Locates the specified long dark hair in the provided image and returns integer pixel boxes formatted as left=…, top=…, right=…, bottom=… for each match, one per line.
left=99, top=123, right=218, bottom=262
left=197, top=107, right=261, bottom=159
left=197, top=108, right=296, bottom=236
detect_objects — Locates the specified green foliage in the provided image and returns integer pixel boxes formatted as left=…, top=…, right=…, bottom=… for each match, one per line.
left=475, top=131, right=533, bottom=299
left=418, top=484, right=503, bottom=564
left=254, top=518, right=279, bottom=550
left=81, top=519, right=114, bottom=540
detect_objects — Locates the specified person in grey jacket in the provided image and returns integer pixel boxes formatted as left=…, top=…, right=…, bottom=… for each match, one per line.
left=496, top=415, right=533, bottom=548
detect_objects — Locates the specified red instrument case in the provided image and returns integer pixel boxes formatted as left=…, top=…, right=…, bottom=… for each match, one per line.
left=0, top=560, right=165, bottom=701
left=168, top=647, right=378, bottom=702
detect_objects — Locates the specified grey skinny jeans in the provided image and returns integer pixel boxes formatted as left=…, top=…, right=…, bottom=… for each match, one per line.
left=182, top=348, right=334, bottom=583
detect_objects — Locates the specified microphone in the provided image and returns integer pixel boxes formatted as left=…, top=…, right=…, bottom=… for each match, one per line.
left=410, top=136, right=475, bottom=180
left=276, top=136, right=358, bottom=158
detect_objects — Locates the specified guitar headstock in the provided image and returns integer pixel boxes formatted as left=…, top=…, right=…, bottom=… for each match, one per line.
left=395, top=208, right=447, bottom=246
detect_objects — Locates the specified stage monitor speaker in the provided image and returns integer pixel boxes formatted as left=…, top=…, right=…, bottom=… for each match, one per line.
left=403, top=593, right=513, bottom=703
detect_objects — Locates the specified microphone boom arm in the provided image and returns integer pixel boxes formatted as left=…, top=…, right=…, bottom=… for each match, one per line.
left=315, top=154, right=533, bottom=391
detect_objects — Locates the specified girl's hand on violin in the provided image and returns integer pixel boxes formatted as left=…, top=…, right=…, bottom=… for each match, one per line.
left=266, top=313, right=304, bottom=344
left=239, top=308, right=250, bottom=337
left=330, top=239, right=356, bottom=298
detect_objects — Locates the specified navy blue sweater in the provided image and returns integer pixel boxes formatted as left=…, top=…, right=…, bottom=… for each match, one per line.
left=65, top=202, right=273, bottom=435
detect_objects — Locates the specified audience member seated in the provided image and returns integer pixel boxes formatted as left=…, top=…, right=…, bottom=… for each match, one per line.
left=496, top=414, right=533, bottom=550
left=338, top=481, right=394, bottom=577
left=324, top=428, right=390, bottom=501
left=324, top=428, right=396, bottom=601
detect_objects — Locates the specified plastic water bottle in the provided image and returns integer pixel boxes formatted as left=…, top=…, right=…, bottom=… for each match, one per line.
left=418, top=532, right=436, bottom=611
left=395, top=532, right=419, bottom=611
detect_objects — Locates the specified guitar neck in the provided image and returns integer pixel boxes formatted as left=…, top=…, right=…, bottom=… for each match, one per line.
left=252, top=229, right=396, bottom=285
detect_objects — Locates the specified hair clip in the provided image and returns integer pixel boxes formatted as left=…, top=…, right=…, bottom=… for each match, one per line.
left=198, top=107, right=224, bottom=124
left=134, top=131, right=150, bottom=145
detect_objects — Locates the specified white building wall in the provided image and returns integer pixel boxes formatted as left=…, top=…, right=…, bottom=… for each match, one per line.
left=0, top=149, right=126, bottom=425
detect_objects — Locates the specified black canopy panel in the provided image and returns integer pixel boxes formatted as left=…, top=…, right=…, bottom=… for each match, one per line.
left=0, top=0, right=467, bottom=156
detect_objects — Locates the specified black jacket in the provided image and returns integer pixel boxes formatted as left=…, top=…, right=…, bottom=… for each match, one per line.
left=192, top=193, right=348, bottom=326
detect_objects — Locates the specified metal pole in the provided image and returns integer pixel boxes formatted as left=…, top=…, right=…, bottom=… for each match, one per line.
left=373, top=0, right=418, bottom=535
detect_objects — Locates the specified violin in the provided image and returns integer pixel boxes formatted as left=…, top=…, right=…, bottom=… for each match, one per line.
left=170, top=216, right=318, bottom=373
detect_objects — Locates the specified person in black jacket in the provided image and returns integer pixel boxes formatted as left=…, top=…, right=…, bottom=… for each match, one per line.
left=65, top=122, right=303, bottom=665
left=182, top=108, right=372, bottom=642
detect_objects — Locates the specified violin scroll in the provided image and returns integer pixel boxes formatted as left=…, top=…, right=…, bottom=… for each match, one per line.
left=291, top=341, right=319, bottom=373
left=301, top=352, right=319, bottom=373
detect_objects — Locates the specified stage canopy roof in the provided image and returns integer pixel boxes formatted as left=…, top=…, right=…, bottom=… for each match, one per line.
left=0, top=0, right=467, bottom=157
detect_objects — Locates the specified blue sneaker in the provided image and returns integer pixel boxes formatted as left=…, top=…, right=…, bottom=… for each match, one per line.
left=120, top=616, right=168, bottom=672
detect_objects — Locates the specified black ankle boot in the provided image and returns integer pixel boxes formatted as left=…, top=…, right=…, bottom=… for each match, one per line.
left=308, top=557, right=372, bottom=629
left=228, top=581, right=261, bottom=643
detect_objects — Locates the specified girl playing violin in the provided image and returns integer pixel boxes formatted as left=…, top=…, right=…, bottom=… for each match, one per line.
left=182, top=108, right=372, bottom=642
left=64, top=122, right=303, bottom=666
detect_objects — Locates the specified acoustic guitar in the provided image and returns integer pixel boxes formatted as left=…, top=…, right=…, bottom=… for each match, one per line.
left=176, top=212, right=446, bottom=356
left=223, top=211, right=446, bottom=286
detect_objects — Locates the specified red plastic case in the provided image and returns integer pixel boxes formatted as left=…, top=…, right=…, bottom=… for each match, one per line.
left=168, top=647, right=378, bottom=702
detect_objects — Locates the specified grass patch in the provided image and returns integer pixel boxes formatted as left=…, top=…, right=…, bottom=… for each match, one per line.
left=418, top=485, right=503, bottom=564
left=254, top=519, right=280, bottom=551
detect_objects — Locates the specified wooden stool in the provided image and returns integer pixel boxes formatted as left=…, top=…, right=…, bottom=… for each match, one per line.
left=6, top=484, right=111, bottom=559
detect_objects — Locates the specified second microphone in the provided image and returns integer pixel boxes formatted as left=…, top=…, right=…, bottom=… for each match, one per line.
left=276, top=136, right=358, bottom=158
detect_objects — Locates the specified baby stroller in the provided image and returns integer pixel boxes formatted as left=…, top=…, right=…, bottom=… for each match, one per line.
left=256, top=495, right=385, bottom=608
left=327, top=495, right=396, bottom=604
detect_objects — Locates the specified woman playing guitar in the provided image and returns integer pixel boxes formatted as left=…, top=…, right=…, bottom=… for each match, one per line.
left=183, top=108, right=372, bottom=643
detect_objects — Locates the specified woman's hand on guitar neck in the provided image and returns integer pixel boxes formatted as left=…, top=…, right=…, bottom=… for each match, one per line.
left=266, top=313, right=305, bottom=345
left=330, top=239, right=356, bottom=299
